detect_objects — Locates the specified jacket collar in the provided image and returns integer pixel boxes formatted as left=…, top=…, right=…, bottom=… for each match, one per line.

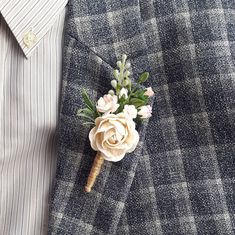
left=0, top=0, right=68, bottom=58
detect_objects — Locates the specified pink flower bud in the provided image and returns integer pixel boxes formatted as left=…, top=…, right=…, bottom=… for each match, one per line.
left=144, top=87, right=154, bottom=97
left=138, top=105, right=152, bottom=119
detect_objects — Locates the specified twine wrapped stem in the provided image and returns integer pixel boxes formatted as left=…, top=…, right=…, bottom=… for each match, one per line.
left=85, top=152, right=105, bottom=193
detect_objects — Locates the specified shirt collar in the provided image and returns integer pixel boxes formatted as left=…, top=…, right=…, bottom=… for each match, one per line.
left=0, top=0, right=68, bottom=58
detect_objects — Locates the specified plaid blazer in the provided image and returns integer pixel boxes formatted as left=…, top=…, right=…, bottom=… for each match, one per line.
left=48, top=0, right=235, bottom=234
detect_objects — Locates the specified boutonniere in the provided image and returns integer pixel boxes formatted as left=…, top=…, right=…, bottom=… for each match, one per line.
left=77, top=54, right=154, bottom=192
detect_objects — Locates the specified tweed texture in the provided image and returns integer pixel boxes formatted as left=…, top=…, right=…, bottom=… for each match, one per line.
left=48, top=0, right=235, bottom=234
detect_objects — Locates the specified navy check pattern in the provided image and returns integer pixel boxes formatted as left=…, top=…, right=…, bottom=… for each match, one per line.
left=48, top=0, right=235, bottom=234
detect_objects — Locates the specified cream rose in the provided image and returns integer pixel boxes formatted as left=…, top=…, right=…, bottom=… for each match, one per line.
left=89, top=113, right=139, bottom=162
left=96, top=94, right=119, bottom=114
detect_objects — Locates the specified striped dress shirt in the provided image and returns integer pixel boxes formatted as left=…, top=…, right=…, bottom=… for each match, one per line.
left=0, top=0, right=68, bottom=234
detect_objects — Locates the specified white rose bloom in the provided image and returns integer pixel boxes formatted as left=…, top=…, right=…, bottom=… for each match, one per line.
left=89, top=113, right=139, bottom=162
left=96, top=94, right=119, bottom=114
left=138, top=105, right=152, bottom=119
left=123, top=105, right=137, bottom=119
left=119, top=88, right=128, bottom=99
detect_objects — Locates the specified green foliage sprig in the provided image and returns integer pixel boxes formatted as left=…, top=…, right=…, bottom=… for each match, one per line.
left=77, top=54, right=153, bottom=126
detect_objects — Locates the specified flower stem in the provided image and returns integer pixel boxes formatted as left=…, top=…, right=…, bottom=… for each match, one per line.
left=85, top=152, right=105, bottom=193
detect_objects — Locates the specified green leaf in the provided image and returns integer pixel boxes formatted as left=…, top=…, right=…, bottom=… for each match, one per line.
left=130, top=89, right=149, bottom=104
left=137, top=72, right=149, bottom=84
left=78, top=108, right=96, bottom=119
left=131, top=89, right=145, bottom=98
left=77, top=113, right=95, bottom=122
left=77, top=108, right=93, bottom=114
left=83, top=122, right=95, bottom=126
left=82, top=90, right=96, bottom=111
left=129, top=98, right=146, bottom=108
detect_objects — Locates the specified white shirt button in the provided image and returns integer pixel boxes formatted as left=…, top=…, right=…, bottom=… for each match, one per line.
left=23, top=31, right=37, bottom=48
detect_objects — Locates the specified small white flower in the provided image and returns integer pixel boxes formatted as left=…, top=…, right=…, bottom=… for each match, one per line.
left=144, top=87, right=154, bottom=97
left=119, top=88, right=128, bottom=99
left=122, top=54, right=127, bottom=61
left=125, top=62, right=131, bottom=69
left=125, top=71, right=130, bottom=77
left=123, top=105, right=137, bottom=119
left=123, top=79, right=129, bottom=86
left=113, top=70, right=119, bottom=79
left=108, top=90, right=115, bottom=95
left=138, top=105, right=152, bottom=119
left=96, top=94, right=119, bottom=114
left=111, top=80, right=117, bottom=89
left=117, top=61, right=122, bottom=67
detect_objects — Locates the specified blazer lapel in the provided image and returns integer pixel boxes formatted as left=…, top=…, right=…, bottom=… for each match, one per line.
left=48, top=0, right=153, bottom=234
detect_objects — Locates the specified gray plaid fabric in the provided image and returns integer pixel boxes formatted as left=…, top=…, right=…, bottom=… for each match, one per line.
left=48, top=0, right=235, bottom=234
